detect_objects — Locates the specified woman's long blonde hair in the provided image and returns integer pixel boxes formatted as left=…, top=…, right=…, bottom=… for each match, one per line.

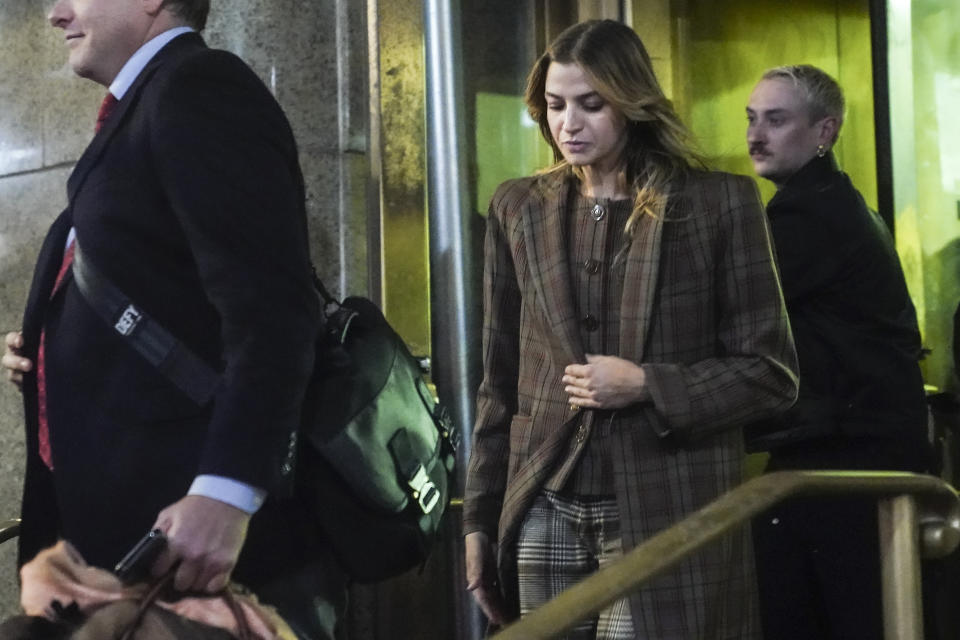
left=524, top=20, right=702, bottom=238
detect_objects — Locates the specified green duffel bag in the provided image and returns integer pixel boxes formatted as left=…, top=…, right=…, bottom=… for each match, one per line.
left=297, top=293, right=458, bottom=583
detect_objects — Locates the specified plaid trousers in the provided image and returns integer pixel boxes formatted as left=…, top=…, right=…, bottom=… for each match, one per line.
left=516, top=491, right=635, bottom=639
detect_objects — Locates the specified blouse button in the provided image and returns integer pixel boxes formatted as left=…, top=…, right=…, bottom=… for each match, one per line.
left=590, top=203, right=606, bottom=221
left=582, top=314, right=599, bottom=332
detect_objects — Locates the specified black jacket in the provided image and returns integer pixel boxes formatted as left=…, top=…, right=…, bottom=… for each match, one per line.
left=19, top=33, right=323, bottom=585
left=747, top=154, right=928, bottom=470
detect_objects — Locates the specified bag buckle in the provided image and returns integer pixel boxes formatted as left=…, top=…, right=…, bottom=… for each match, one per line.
left=407, top=464, right=440, bottom=514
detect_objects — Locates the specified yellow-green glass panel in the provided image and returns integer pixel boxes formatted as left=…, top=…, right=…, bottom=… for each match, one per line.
left=890, top=0, right=960, bottom=391
left=671, top=0, right=874, bottom=208
left=375, top=0, right=431, bottom=357
left=475, top=92, right=554, bottom=214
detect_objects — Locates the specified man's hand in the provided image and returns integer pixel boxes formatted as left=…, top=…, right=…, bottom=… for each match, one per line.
left=465, top=531, right=508, bottom=626
left=151, top=495, right=250, bottom=593
left=563, top=354, right=650, bottom=410
left=2, top=331, right=32, bottom=391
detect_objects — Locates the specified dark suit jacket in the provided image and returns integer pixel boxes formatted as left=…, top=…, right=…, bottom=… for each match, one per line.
left=18, top=33, right=322, bottom=587
left=746, top=153, right=929, bottom=471
left=463, top=169, right=798, bottom=639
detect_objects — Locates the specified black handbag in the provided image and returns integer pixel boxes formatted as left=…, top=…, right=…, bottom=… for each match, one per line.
left=70, top=241, right=458, bottom=583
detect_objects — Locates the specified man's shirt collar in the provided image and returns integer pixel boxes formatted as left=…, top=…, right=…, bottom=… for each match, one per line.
left=109, top=26, right=194, bottom=100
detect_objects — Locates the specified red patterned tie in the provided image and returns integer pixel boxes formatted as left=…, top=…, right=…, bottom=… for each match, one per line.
left=95, top=92, right=118, bottom=133
left=35, top=93, right=117, bottom=468
left=36, top=94, right=118, bottom=468
left=36, top=241, right=76, bottom=469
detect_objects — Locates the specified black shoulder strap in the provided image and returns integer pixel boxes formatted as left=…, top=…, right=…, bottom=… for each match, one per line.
left=71, top=240, right=335, bottom=404
left=71, top=241, right=221, bottom=406
left=312, top=266, right=336, bottom=306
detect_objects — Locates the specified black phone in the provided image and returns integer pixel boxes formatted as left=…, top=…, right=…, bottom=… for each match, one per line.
left=114, top=528, right=166, bottom=584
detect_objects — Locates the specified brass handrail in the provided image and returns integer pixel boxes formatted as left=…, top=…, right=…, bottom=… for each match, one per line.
left=0, top=519, right=20, bottom=545
left=491, top=471, right=960, bottom=640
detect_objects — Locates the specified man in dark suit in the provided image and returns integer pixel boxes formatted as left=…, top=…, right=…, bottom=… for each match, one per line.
left=2, top=1, right=343, bottom=637
left=745, top=64, right=930, bottom=640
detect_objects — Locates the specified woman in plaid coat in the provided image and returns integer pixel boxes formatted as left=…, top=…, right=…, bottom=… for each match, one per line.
left=463, top=20, right=798, bottom=639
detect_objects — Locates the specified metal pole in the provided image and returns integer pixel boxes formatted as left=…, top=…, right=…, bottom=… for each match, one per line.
left=878, top=494, right=924, bottom=640
left=423, top=1, right=484, bottom=639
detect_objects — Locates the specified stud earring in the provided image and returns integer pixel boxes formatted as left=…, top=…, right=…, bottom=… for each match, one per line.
left=817, top=144, right=827, bottom=158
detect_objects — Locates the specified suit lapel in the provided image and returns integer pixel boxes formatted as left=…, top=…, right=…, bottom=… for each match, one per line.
left=67, top=91, right=135, bottom=202
left=67, top=33, right=205, bottom=202
left=522, top=175, right=586, bottom=364
left=618, top=199, right=665, bottom=364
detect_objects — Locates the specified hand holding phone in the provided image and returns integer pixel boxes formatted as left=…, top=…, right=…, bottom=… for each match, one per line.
left=114, top=528, right=166, bottom=584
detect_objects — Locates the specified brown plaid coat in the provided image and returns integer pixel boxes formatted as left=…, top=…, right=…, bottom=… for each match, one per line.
left=463, top=169, right=798, bottom=639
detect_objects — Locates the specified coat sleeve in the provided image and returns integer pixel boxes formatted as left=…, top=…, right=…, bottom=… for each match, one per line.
left=462, top=181, right=525, bottom=538
left=148, top=50, right=319, bottom=493
left=642, top=175, right=799, bottom=441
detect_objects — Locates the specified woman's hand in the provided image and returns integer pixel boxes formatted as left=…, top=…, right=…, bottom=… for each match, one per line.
left=465, top=531, right=508, bottom=626
left=563, top=354, right=650, bottom=410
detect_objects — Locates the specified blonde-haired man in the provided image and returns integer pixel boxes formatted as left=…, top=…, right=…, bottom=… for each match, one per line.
left=745, top=64, right=930, bottom=639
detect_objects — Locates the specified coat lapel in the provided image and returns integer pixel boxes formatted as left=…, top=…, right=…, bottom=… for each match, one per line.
left=618, top=200, right=665, bottom=364
left=67, top=79, right=141, bottom=203
left=66, top=33, right=205, bottom=202
left=522, top=175, right=586, bottom=364
left=495, top=175, right=589, bottom=553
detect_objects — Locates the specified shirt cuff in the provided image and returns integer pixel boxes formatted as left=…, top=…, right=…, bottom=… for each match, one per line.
left=188, top=475, right=267, bottom=514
